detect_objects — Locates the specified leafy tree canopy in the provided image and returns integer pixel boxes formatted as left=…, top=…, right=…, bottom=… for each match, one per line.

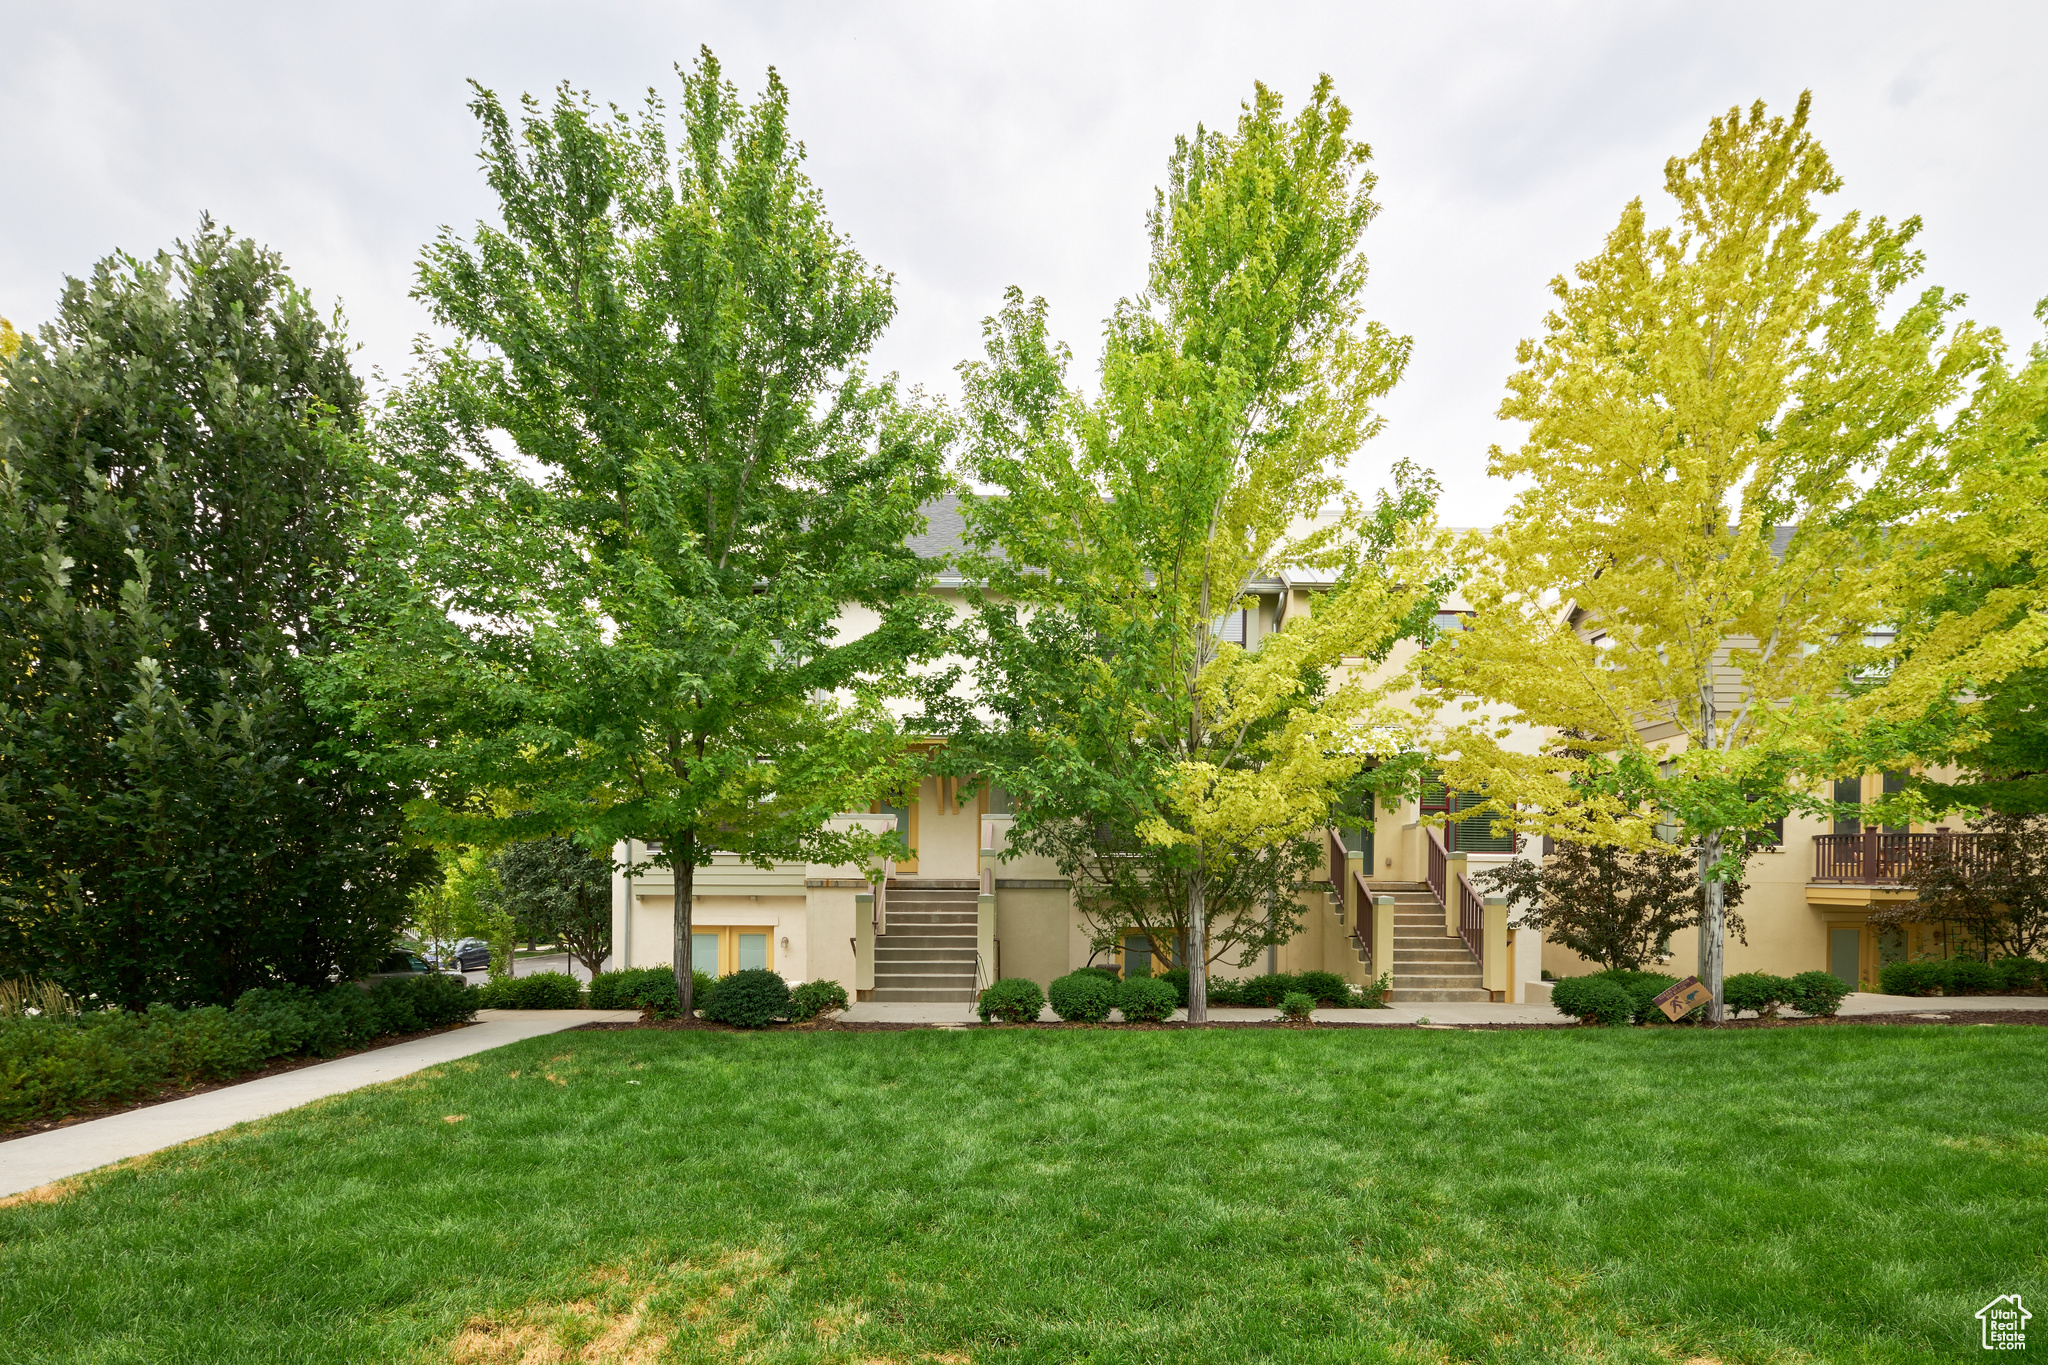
left=319, top=51, right=950, bottom=1013
left=937, top=78, right=1448, bottom=1018
left=0, top=223, right=429, bottom=1006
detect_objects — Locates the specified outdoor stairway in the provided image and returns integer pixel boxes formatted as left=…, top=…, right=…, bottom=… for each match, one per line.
left=1368, top=881, right=1490, bottom=1004
left=871, top=882, right=980, bottom=1003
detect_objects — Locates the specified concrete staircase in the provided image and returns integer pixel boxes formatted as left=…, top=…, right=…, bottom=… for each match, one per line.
left=872, top=882, right=980, bottom=1003
left=1369, top=881, right=1490, bottom=1003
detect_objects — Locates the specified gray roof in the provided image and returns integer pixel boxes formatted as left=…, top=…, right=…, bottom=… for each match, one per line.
left=907, top=495, right=972, bottom=561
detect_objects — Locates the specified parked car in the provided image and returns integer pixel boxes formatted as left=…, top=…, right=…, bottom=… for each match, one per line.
left=375, top=949, right=436, bottom=974
left=450, top=941, right=492, bottom=973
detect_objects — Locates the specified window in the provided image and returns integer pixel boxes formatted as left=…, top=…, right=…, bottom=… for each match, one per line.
left=985, top=784, right=1014, bottom=815
left=1420, top=770, right=1515, bottom=853
left=692, top=926, right=775, bottom=977
left=1882, top=770, right=1908, bottom=834
left=1832, top=778, right=1862, bottom=836
left=1212, top=608, right=1248, bottom=646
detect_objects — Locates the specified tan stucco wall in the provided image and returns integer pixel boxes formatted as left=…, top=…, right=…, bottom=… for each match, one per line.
left=992, top=886, right=1073, bottom=986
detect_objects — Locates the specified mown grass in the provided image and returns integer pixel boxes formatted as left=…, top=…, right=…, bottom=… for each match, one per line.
left=1, top=1024, right=2042, bottom=1363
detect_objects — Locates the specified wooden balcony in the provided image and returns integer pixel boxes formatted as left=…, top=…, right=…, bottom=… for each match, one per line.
left=1810, top=830, right=1990, bottom=885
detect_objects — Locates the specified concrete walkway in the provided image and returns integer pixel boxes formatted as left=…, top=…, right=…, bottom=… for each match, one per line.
left=838, top=992, right=2048, bottom=1027
left=0, top=1008, right=636, bottom=1200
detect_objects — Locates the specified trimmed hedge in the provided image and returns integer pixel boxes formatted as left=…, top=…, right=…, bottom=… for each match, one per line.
left=586, top=967, right=712, bottom=1018
left=1788, top=970, right=1851, bottom=1018
left=789, top=979, right=850, bottom=1022
left=473, top=971, right=584, bottom=1010
left=1049, top=972, right=1115, bottom=1023
left=702, top=969, right=791, bottom=1028
left=1551, top=976, right=1638, bottom=1026
left=1880, top=957, right=2047, bottom=997
left=1, top=974, right=479, bottom=1124
left=1115, top=975, right=1177, bottom=1023
left=977, top=977, right=1045, bottom=1024
left=1724, top=972, right=1794, bottom=1020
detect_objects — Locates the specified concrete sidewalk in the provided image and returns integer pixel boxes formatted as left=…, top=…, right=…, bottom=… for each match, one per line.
left=0, top=1008, right=636, bottom=1200
left=838, top=992, right=2048, bottom=1027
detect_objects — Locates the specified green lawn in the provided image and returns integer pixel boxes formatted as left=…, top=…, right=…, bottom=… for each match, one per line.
left=2, top=1025, right=2042, bottom=1364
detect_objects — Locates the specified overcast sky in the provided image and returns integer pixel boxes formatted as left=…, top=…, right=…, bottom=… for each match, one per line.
left=3, top=0, right=2042, bottom=520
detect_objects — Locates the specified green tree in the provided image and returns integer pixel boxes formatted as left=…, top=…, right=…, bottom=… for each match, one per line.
left=943, top=79, right=1443, bottom=1020
left=0, top=224, right=430, bottom=1007
left=492, top=836, right=613, bottom=975
left=1423, top=95, right=1998, bottom=1020
left=1877, top=313, right=2048, bottom=814
left=323, top=53, right=948, bottom=1016
left=1476, top=840, right=1748, bottom=972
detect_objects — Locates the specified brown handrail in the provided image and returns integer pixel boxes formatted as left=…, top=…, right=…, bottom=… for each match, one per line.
left=1425, top=826, right=1448, bottom=917
left=1352, top=867, right=1374, bottom=967
left=1327, top=826, right=1347, bottom=896
left=1457, top=871, right=1484, bottom=965
left=1812, top=829, right=1987, bottom=884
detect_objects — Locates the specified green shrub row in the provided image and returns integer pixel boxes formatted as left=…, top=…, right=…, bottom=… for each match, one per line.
left=0, top=974, right=478, bottom=1124
left=1879, top=957, right=2046, bottom=997
left=1135, top=967, right=1377, bottom=1009
left=472, top=971, right=583, bottom=1010
left=1723, top=971, right=1852, bottom=1020
left=585, top=966, right=712, bottom=1017
left=585, top=967, right=849, bottom=1027
left=978, top=977, right=1045, bottom=1023
left=1552, top=968, right=1851, bottom=1026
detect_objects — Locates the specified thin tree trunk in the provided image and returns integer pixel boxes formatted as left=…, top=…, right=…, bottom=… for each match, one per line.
left=1698, top=830, right=1725, bottom=1024
left=1697, top=680, right=1725, bottom=1023
left=672, top=827, right=697, bottom=1016
left=1186, top=858, right=1209, bottom=1023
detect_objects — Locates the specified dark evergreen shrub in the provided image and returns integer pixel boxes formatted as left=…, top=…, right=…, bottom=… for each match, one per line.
left=1993, top=957, right=2046, bottom=993
left=1115, top=976, right=1177, bottom=1022
left=1723, top=972, right=1795, bottom=1019
left=1159, top=966, right=1190, bottom=1006
left=233, top=984, right=378, bottom=1056
left=1204, top=976, right=1246, bottom=1006
left=1049, top=971, right=1114, bottom=1023
left=977, top=977, right=1045, bottom=1024
left=789, top=979, right=850, bottom=1021
left=1879, top=960, right=1943, bottom=996
left=474, top=972, right=583, bottom=1010
left=1279, top=991, right=1316, bottom=1021
left=1589, top=969, right=1682, bottom=1023
left=1237, top=974, right=1299, bottom=1008
left=1551, top=976, right=1636, bottom=1026
left=1290, top=971, right=1349, bottom=1006
left=702, top=968, right=790, bottom=1028
left=1945, top=959, right=1997, bottom=995
left=1786, top=970, right=1850, bottom=1017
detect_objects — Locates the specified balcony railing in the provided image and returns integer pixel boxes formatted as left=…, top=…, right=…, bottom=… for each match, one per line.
left=1810, top=830, right=1991, bottom=884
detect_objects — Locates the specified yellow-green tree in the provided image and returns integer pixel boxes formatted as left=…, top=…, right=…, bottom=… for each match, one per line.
left=1424, top=94, right=1998, bottom=1020
left=948, top=79, right=1445, bottom=1020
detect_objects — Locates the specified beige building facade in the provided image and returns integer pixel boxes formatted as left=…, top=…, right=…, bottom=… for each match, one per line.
left=610, top=501, right=1959, bottom=1004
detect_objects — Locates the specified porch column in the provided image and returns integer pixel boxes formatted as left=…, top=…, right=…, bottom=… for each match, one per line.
left=1445, top=851, right=1468, bottom=936
left=854, top=892, right=876, bottom=997
left=1482, top=895, right=1510, bottom=998
left=1373, top=895, right=1395, bottom=984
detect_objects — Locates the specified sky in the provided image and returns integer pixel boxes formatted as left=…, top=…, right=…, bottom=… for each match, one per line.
left=2, top=0, right=2042, bottom=522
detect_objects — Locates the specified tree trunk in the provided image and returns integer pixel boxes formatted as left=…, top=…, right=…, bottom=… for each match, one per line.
left=672, top=827, right=697, bottom=1016
left=1186, top=859, right=1209, bottom=1023
left=1698, top=830, right=1725, bottom=1024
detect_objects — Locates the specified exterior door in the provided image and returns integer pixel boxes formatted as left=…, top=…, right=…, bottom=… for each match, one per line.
left=1828, top=927, right=1862, bottom=990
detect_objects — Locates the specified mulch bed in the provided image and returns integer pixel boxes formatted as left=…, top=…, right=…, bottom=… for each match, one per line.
left=573, top=1009, right=2048, bottom=1035
left=0, top=1021, right=476, bottom=1143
